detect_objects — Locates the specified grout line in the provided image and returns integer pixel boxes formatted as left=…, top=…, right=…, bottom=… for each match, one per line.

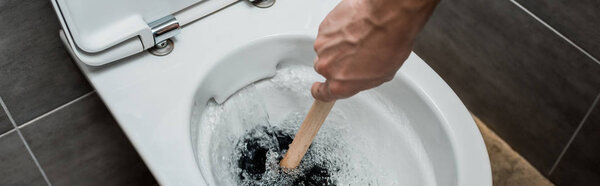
left=0, top=128, right=16, bottom=139
left=511, top=0, right=600, bottom=175
left=548, top=92, right=600, bottom=175
left=0, top=96, right=52, bottom=186
left=19, top=91, right=95, bottom=129
left=0, top=98, right=16, bottom=138
left=510, top=0, right=600, bottom=66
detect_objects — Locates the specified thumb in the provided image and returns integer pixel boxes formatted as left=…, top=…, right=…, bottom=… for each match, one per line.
left=311, top=81, right=336, bottom=102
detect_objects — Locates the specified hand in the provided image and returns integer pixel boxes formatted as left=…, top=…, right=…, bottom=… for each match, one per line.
left=311, top=0, right=439, bottom=101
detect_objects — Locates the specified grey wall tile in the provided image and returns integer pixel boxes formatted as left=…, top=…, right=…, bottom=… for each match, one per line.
left=515, top=0, right=600, bottom=59
left=549, top=95, right=600, bottom=185
left=0, top=131, right=47, bottom=186
left=0, top=103, right=13, bottom=135
left=414, top=0, right=600, bottom=174
left=0, top=0, right=92, bottom=124
left=20, top=94, right=156, bottom=186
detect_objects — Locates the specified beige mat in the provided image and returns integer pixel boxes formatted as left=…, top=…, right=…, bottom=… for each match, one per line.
left=472, top=115, right=554, bottom=186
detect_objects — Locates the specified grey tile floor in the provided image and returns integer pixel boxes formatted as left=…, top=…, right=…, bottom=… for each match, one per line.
left=0, top=93, right=156, bottom=185
left=19, top=93, right=156, bottom=185
left=0, top=132, right=47, bottom=185
left=549, top=95, right=600, bottom=185
left=414, top=0, right=600, bottom=174
left=0, top=106, right=12, bottom=135
left=515, top=0, right=600, bottom=59
left=0, top=0, right=92, bottom=125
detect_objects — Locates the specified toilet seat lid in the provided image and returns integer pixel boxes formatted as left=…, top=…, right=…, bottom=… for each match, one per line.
left=55, top=0, right=200, bottom=52
left=52, top=0, right=238, bottom=66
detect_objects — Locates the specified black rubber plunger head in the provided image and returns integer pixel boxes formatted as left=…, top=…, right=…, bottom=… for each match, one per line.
left=235, top=126, right=336, bottom=185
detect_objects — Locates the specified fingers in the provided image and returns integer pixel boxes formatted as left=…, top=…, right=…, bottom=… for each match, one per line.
left=328, top=81, right=359, bottom=98
left=311, top=80, right=360, bottom=102
left=311, top=81, right=336, bottom=102
left=312, top=81, right=338, bottom=102
left=311, top=78, right=390, bottom=101
left=313, top=39, right=354, bottom=80
left=313, top=56, right=330, bottom=79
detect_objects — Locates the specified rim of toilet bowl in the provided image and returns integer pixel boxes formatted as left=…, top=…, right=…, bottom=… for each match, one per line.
left=399, top=53, right=492, bottom=186
left=188, top=34, right=492, bottom=186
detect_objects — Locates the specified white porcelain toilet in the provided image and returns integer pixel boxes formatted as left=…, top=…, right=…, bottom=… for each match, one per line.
left=51, top=0, right=492, bottom=185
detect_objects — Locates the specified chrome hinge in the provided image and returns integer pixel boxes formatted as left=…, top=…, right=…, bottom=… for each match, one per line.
left=247, top=0, right=275, bottom=8
left=148, top=15, right=181, bottom=46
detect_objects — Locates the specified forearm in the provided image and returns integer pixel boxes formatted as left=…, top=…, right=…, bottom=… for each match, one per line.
left=358, top=0, right=439, bottom=40
left=311, top=0, right=440, bottom=101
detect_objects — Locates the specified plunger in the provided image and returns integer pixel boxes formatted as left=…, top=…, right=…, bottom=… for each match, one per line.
left=280, top=99, right=336, bottom=169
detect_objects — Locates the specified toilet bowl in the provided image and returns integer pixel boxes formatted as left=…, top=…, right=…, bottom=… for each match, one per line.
left=51, top=0, right=491, bottom=185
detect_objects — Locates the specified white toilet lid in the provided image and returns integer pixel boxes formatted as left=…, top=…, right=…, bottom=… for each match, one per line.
left=52, top=0, right=238, bottom=65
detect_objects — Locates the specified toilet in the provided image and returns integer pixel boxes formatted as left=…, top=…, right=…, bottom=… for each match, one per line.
left=50, top=0, right=492, bottom=185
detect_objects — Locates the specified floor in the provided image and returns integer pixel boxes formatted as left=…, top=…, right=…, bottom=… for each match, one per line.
left=472, top=115, right=554, bottom=186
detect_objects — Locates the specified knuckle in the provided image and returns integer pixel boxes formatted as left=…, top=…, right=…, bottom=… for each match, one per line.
left=311, top=83, right=325, bottom=100
left=313, top=42, right=321, bottom=52
left=313, top=91, right=325, bottom=101
left=314, top=61, right=330, bottom=76
left=313, top=38, right=326, bottom=52
left=310, top=83, right=319, bottom=93
left=318, top=20, right=329, bottom=32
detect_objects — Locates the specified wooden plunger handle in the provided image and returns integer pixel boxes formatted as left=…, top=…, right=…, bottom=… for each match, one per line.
left=280, top=99, right=336, bottom=169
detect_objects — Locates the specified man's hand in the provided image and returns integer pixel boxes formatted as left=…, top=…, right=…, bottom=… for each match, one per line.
left=311, top=0, right=439, bottom=101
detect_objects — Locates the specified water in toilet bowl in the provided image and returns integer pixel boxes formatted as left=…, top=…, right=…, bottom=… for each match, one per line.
left=195, top=64, right=437, bottom=185
left=234, top=125, right=338, bottom=185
